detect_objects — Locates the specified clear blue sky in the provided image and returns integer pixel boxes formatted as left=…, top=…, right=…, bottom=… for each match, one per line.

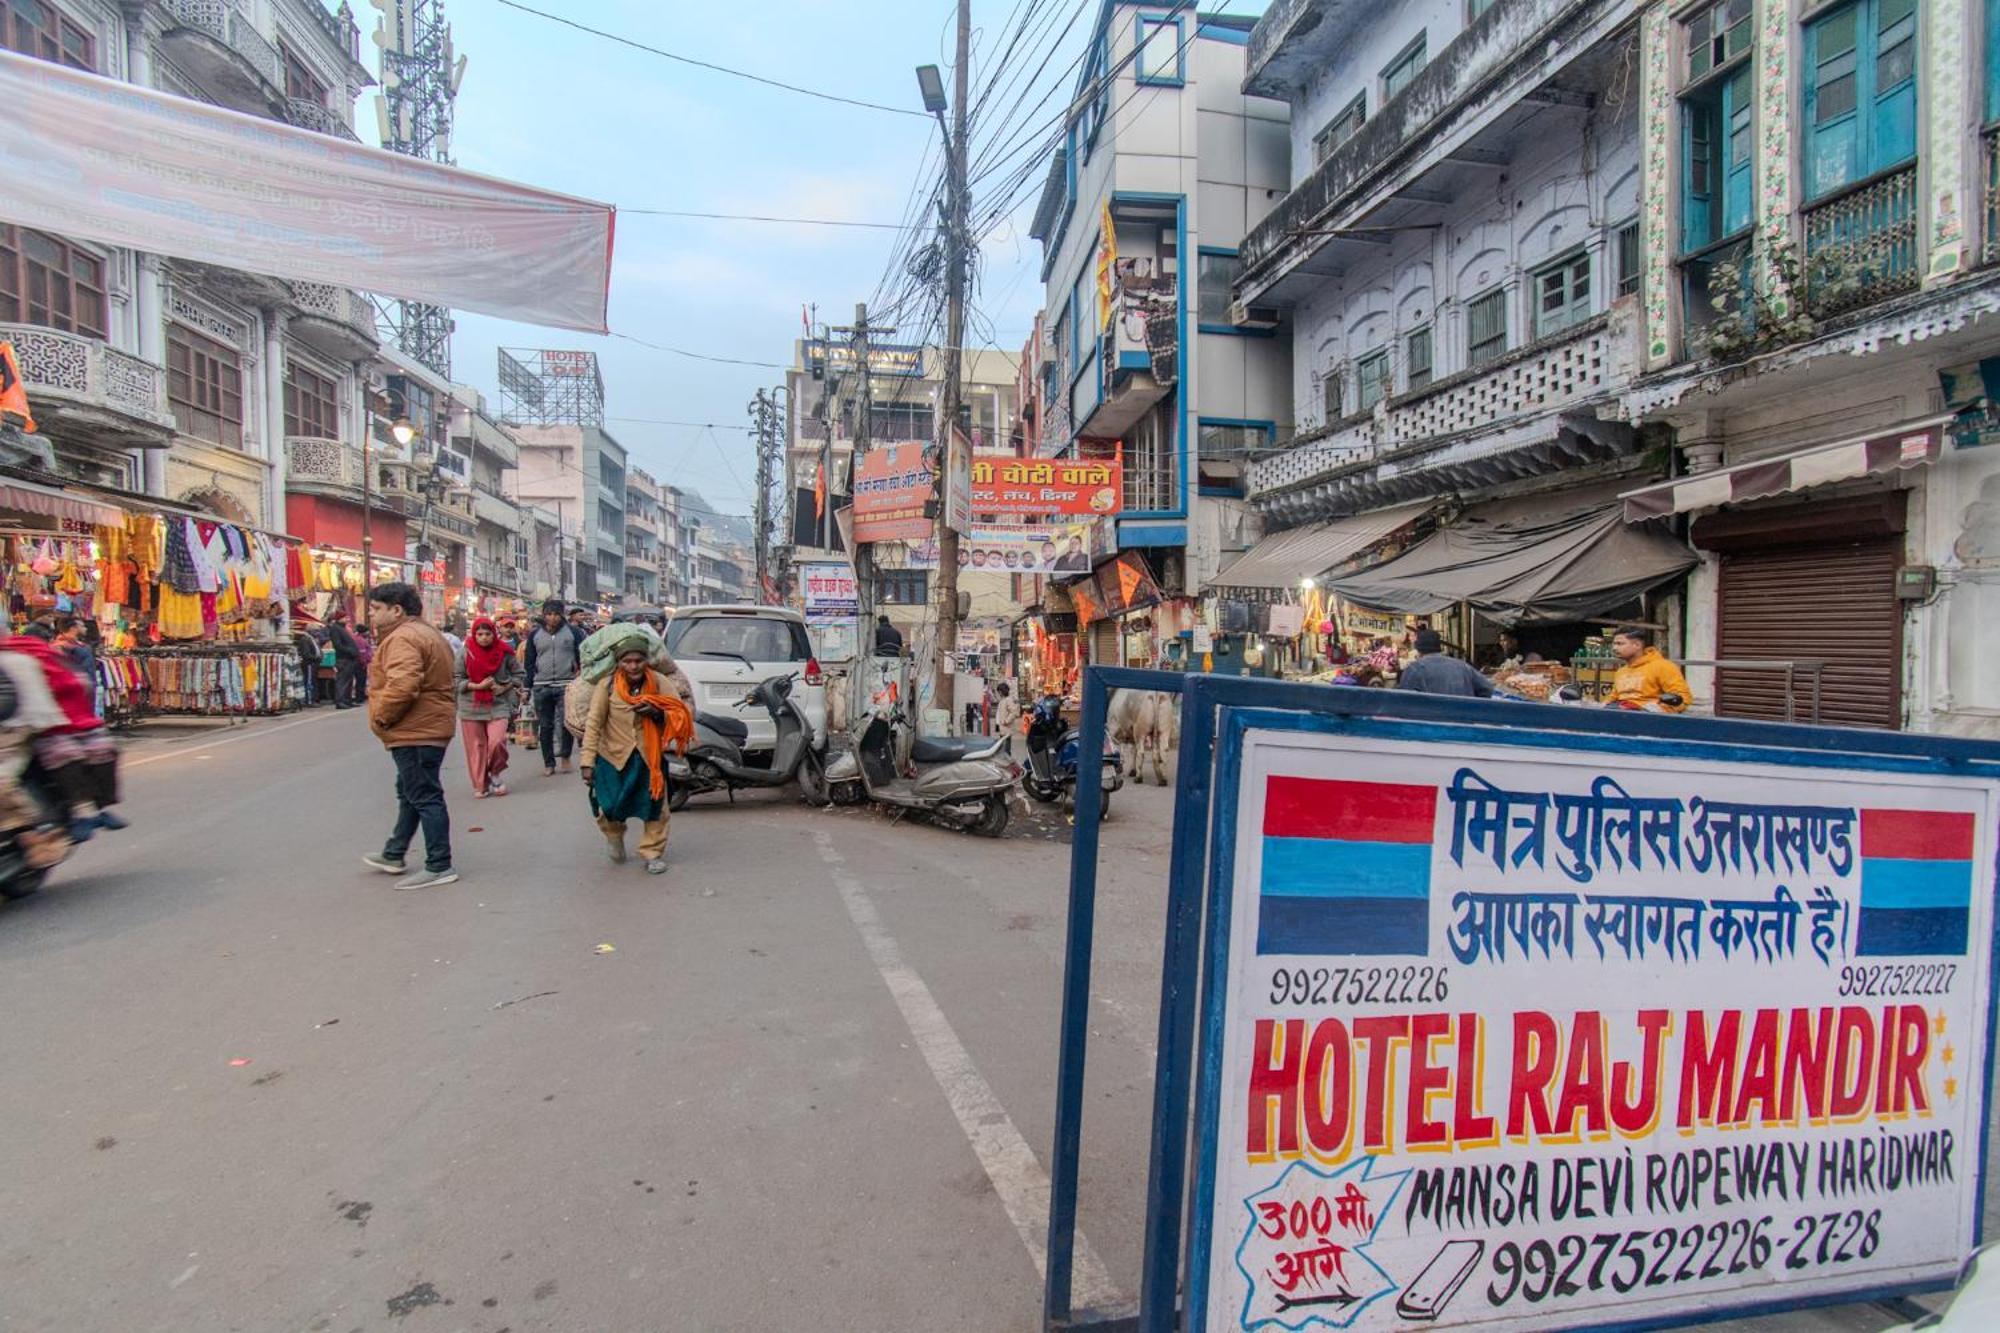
left=438, top=1, right=1268, bottom=521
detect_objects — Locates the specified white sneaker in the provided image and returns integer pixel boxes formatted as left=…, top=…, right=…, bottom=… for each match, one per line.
left=395, top=867, right=460, bottom=891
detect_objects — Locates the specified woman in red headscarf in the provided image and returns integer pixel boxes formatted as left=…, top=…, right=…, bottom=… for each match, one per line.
left=456, top=616, right=519, bottom=797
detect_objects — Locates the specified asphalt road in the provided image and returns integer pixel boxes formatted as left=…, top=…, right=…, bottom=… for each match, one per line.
left=0, top=710, right=1986, bottom=1332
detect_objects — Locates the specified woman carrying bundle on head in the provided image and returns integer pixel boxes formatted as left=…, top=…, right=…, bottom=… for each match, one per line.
left=579, top=629, right=693, bottom=875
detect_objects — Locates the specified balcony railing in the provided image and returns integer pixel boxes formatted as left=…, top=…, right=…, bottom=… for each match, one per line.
left=281, top=97, right=360, bottom=142
left=1802, top=165, right=1920, bottom=319
left=158, top=0, right=284, bottom=90
left=289, top=282, right=374, bottom=330
left=1678, top=235, right=1754, bottom=361
left=1985, top=127, right=2000, bottom=267
left=2, top=322, right=172, bottom=428
left=467, top=553, right=522, bottom=589
left=285, top=436, right=365, bottom=489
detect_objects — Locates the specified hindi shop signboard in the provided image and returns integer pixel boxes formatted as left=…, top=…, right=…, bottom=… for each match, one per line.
left=853, top=443, right=934, bottom=543
left=1191, top=720, right=1999, bottom=1332
left=971, top=451, right=1123, bottom=516
left=799, top=561, right=858, bottom=623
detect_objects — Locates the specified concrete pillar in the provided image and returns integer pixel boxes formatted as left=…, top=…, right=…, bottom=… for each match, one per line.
left=261, top=309, right=287, bottom=530
left=136, top=255, right=167, bottom=497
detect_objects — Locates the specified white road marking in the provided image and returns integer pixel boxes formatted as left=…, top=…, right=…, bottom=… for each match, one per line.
left=123, top=710, right=341, bottom=768
left=168, top=1264, right=198, bottom=1289
left=814, top=829, right=1128, bottom=1315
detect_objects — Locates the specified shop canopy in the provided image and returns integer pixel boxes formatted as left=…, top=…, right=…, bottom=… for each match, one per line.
left=0, top=475, right=125, bottom=528
left=1212, top=502, right=1431, bottom=590
left=1618, top=417, right=1949, bottom=521
left=1326, top=482, right=1697, bottom=625
left=0, top=51, right=613, bottom=333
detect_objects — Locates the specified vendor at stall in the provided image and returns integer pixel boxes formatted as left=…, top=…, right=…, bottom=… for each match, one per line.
left=1607, top=626, right=1692, bottom=713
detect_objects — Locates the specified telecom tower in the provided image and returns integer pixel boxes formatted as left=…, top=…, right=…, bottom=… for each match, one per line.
left=369, top=0, right=466, bottom=378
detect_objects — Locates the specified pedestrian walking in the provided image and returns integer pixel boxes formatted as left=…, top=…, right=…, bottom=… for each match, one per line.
left=457, top=616, right=518, bottom=798
left=580, top=638, right=693, bottom=875
left=328, top=610, right=363, bottom=709
left=522, top=597, right=586, bottom=776
left=1395, top=628, right=1495, bottom=698
left=992, top=680, right=1020, bottom=735
left=360, top=582, right=459, bottom=890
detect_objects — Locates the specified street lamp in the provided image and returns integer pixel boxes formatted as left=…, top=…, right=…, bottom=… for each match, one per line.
left=390, top=416, right=417, bottom=448
left=1300, top=576, right=1316, bottom=591
left=914, top=64, right=946, bottom=115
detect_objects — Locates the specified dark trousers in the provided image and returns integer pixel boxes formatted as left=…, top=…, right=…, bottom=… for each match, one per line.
left=383, top=744, right=451, bottom=872
left=534, top=683, right=573, bottom=768
left=334, top=658, right=360, bottom=707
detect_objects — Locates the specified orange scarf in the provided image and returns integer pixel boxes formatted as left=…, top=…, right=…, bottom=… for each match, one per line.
left=615, top=670, right=694, bottom=800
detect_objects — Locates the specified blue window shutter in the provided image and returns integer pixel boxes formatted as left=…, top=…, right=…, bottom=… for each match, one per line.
left=1988, top=0, right=2000, bottom=122
left=1682, top=102, right=1715, bottom=251
left=1806, top=4, right=1861, bottom=197
left=1722, top=68, right=1754, bottom=235
left=1868, top=0, right=1917, bottom=172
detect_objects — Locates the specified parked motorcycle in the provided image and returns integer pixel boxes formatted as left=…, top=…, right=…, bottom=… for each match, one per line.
left=823, top=703, right=1018, bottom=836
left=664, top=673, right=830, bottom=810
left=1022, top=693, right=1121, bottom=819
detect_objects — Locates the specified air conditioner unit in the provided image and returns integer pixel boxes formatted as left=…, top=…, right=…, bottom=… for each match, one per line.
left=1229, top=301, right=1282, bottom=330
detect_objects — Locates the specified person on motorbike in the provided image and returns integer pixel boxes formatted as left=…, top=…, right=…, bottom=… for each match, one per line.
left=1607, top=625, right=1691, bottom=713
left=579, top=639, right=693, bottom=875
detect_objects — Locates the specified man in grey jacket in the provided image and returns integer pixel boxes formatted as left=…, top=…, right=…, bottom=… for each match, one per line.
left=1395, top=628, right=1495, bottom=698
left=521, top=598, right=586, bottom=775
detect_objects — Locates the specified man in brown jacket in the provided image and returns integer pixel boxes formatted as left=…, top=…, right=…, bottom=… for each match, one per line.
left=360, top=581, right=459, bottom=889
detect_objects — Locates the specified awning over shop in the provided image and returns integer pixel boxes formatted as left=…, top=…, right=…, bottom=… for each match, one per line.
left=1619, top=417, right=1949, bottom=521
left=1212, top=502, right=1431, bottom=590
left=0, top=475, right=125, bottom=528
left=1327, top=482, right=1698, bottom=625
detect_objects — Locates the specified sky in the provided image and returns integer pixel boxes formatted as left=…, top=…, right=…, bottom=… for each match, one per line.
left=430, top=0, right=1106, bottom=531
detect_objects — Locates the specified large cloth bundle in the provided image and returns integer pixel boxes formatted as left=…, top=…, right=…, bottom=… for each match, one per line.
left=578, top=624, right=668, bottom=684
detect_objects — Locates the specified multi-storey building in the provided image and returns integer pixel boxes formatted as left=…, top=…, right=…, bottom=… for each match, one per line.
left=505, top=424, right=628, bottom=605
left=451, top=389, right=529, bottom=603
left=1023, top=4, right=1292, bottom=663
left=3, top=0, right=379, bottom=531
left=657, top=484, right=692, bottom=606
left=691, top=530, right=745, bottom=605
left=624, top=465, right=662, bottom=605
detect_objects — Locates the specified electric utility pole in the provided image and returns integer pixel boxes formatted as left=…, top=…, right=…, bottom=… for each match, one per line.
left=750, top=388, right=773, bottom=600
left=929, top=0, right=973, bottom=730
left=835, top=302, right=892, bottom=728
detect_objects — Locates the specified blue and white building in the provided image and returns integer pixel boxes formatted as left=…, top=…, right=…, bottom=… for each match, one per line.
left=1027, top=3, right=1293, bottom=628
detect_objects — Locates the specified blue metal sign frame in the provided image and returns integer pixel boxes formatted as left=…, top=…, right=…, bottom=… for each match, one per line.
left=1043, top=667, right=2000, bottom=1333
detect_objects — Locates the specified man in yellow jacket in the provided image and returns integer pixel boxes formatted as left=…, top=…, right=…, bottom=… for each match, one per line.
left=1608, top=625, right=1691, bottom=713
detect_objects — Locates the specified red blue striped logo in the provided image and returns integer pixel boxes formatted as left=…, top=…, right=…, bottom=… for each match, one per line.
left=1857, top=809, right=1975, bottom=956
left=1258, top=777, right=1437, bottom=956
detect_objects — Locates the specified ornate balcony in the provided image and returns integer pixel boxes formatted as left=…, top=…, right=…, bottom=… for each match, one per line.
left=1982, top=127, right=2000, bottom=267
left=1, top=323, right=175, bottom=449
left=467, top=553, right=522, bottom=590
left=1802, top=166, right=1920, bottom=320
left=1250, top=313, right=1636, bottom=520
left=288, top=282, right=378, bottom=360
left=155, top=0, right=285, bottom=116
left=1074, top=276, right=1177, bottom=441
left=281, top=97, right=361, bottom=142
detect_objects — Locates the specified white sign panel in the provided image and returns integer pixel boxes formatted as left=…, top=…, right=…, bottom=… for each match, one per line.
left=0, top=52, right=613, bottom=333
left=1197, top=728, right=1997, bottom=1331
left=800, top=561, right=859, bottom=622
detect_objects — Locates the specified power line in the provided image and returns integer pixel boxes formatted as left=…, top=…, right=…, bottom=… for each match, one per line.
left=608, top=332, right=786, bottom=369
left=608, top=416, right=756, bottom=431
left=492, top=0, right=931, bottom=118
left=622, top=209, right=924, bottom=231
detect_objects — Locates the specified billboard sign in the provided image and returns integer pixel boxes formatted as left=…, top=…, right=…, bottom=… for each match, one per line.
left=972, top=450, right=1123, bottom=516
left=799, top=561, right=858, bottom=622
left=852, top=443, right=934, bottom=543
left=804, top=339, right=926, bottom=379
left=1187, top=713, right=2000, bottom=1331
left=902, top=519, right=1099, bottom=573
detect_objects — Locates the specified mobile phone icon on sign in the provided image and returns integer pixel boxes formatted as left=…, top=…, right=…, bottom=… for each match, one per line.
left=1395, top=1240, right=1484, bottom=1321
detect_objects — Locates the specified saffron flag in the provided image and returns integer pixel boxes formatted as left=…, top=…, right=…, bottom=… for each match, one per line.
left=1097, top=202, right=1117, bottom=330
left=1856, top=808, right=1975, bottom=955
left=813, top=462, right=827, bottom=521
left=1258, top=777, right=1437, bottom=955
left=0, top=342, right=34, bottom=433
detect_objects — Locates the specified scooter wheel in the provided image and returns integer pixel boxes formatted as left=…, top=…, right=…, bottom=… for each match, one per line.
left=1, top=869, right=45, bottom=901
left=797, top=753, right=829, bottom=807
left=830, top=781, right=866, bottom=807
left=971, top=794, right=1010, bottom=838
left=1023, top=775, right=1062, bottom=804
left=667, top=781, right=691, bottom=813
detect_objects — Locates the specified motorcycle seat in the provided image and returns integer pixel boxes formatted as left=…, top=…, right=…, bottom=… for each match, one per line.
left=911, top=734, right=1002, bottom=764
left=697, top=712, right=749, bottom=744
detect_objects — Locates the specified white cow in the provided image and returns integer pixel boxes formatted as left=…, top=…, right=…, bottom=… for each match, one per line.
left=1108, top=688, right=1179, bottom=787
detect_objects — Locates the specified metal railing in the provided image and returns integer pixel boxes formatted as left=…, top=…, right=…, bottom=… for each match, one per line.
left=1802, top=165, right=1920, bottom=317
left=158, top=0, right=284, bottom=89
left=1571, top=652, right=1826, bottom=723
left=281, top=97, right=360, bottom=142
left=1985, top=127, right=2000, bottom=267
left=288, top=282, right=375, bottom=331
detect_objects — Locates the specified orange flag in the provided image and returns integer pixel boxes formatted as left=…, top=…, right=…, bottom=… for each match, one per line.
left=0, top=342, right=34, bottom=433
left=812, top=461, right=826, bottom=521
left=1117, top=557, right=1144, bottom=607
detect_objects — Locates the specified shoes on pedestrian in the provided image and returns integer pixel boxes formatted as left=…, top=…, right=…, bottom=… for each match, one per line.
left=487, top=783, right=508, bottom=798
left=66, top=817, right=95, bottom=843
left=644, top=858, right=667, bottom=875
left=559, top=759, right=574, bottom=774
left=544, top=766, right=557, bottom=778
left=395, top=866, right=460, bottom=891
left=605, top=837, right=627, bottom=865
left=362, top=853, right=407, bottom=875
left=93, top=810, right=129, bottom=831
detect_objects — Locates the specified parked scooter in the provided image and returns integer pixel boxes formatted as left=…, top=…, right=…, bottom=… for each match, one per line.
left=664, top=672, right=829, bottom=810
left=1022, top=693, right=1121, bottom=819
left=823, top=702, right=1019, bottom=836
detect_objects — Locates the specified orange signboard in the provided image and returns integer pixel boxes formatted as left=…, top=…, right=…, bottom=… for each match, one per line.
left=971, top=449, right=1122, bottom=516
left=852, top=443, right=935, bottom=543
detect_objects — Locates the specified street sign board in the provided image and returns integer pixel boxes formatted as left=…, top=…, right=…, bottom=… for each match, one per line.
left=800, top=561, right=858, bottom=622
left=971, top=449, right=1123, bottom=516
left=852, top=443, right=934, bottom=543
left=1186, top=708, right=2000, bottom=1332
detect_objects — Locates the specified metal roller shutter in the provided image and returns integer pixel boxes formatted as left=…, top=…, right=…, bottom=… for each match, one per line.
left=1715, top=537, right=1903, bottom=728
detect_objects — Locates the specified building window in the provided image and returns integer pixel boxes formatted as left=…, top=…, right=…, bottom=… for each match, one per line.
left=1197, top=421, right=1270, bottom=459
left=1136, top=14, right=1183, bottom=85
left=1466, top=288, right=1508, bottom=367
left=1468, top=0, right=1497, bottom=19
left=1197, top=250, right=1241, bottom=325
left=1533, top=251, right=1592, bottom=337
left=1803, top=0, right=1917, bottom=201
left=283, top=361, right=339, bottom=439
left=1355, top=349, right=1391, bottom=411
left=1313, top=94, right=1366, bottom=163
left=1614, top=219, right=1642, bottom=296
left=281, top=43, right=329, bottom=105
left=1405, top=326, right=1433, bottom=391
left=0, top=225, right=105, bottom=338
left=512, top=534, right=529, bottom=572
left=167, top=324, right=245, bottom=450
left=1321, top=368, right=1343, bottom=422
left=1679, top=0, right=1754, bottom=258
left=2, top=0, right=93, bottom=71
left=1989, top=0, right=2000, bottom=121
left=1382, top=33, right=1427, bottom=102
left=878, top=569, right=927, bottom=605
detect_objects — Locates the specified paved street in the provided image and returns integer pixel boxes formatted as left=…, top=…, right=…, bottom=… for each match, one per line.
left=0, top=712, right=1989, bottom=1332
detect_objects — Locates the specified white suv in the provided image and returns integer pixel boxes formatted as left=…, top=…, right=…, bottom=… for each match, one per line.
left=665, top=605, right=827, bottom=755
